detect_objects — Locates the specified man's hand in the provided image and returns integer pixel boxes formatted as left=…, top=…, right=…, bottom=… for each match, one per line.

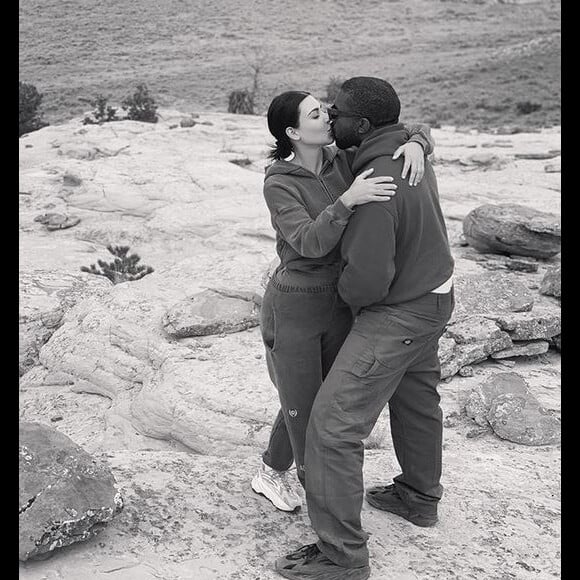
left=393, top=141, right=425, bottom=187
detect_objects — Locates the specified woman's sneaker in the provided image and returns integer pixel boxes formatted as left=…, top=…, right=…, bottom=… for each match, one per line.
left=251, top=461, right=302, bottom=512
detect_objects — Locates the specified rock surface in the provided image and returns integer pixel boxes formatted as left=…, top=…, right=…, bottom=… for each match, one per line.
left=19, top=116, right=561, bottom=579
left=162, top=288, right=260, bottom=338
left=19, top=422, right=123, bottom=561
left=490, top=340, right=550, bottom=359
left=462, top=203, right=561, bottom=258
left=487, top=392, right=561, bottom=445
left=450, top=272, right=535, bottom=323
left=540, top=264, right=561, bottom=299
left=464, top=372, right=560, bottom=445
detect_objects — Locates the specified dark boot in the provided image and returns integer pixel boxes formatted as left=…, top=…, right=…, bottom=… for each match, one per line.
left=365, top=484, right=438, bottom=527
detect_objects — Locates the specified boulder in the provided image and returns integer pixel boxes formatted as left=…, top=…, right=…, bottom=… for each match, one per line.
left=162, top=288, right=261, bottom=338
left=540, top=265, right=561, bottom=299
left=464, top=373, right=560, bottom=445
left=19, top=422, right=123, bottom=561
left=488, top=394, right=561, bottom=446
left=462, top=203, right=561, bottom=259
left=465, top=372, right=530, bottom=427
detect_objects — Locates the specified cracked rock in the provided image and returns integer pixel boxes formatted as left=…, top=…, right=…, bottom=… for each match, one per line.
left=19, top=422, right=123, bottom=561
left=464, top=372, right=560, bottom=445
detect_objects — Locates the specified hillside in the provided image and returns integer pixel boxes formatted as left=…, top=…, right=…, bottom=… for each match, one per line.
left=19, top=0, right=560, bottom=129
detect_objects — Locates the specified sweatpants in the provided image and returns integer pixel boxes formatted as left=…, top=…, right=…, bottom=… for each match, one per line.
left=259, top=271, right=353, bottom=486
left=304, top=289, right=455, bottom=568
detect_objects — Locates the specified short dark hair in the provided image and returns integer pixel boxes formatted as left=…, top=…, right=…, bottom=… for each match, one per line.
left=266, top=91, right=310, bottom=160
left=340, top=76, right=400, bottom=127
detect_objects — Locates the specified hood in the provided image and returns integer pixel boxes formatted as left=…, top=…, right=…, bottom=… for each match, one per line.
left=351, top=123, right=410, bottom=175
left=264, top=144, right=340, bottom=181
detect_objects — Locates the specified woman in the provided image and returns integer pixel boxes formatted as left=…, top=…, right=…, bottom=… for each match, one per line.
left=251, top=91, right=433, bottom=512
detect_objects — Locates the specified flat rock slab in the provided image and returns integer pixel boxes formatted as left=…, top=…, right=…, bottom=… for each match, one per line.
left=491, top=340, right=550, bottom=359
left=451, top=272, right=534, bottom=323
left=487, top=309, right=561, bottom=341
left=162, top=288, right=260, bottom=338
left=440, top=334, right=512, bottom=379
left=462, top=203, right=561, bottom=258
left=540, top=265, right=561, bottom=299
left=19, top=422, right=123, bottom=561
left=34, top=213, right=81, bottom=230
left=464, top=372, right=560, bottom=445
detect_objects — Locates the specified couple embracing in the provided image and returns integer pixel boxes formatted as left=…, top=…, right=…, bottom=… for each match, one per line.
left=252, top=76, right=454, bottom=580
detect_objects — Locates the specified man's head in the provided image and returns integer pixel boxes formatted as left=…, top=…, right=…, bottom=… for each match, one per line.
left=329, top=76, right=401, bottom=149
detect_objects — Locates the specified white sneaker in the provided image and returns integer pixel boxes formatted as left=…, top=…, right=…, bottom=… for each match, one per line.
left=251, top=461, right=302, bottom=512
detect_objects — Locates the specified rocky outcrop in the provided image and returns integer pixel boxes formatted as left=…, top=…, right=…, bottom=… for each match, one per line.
left=19, top=422, right=123, bottom=561
left=464, top=373, right=560, bottom=445
left=540, top=265, right=561, bottom=299
left=19, top=273, right=111, bottom=376
left=450, top=272, right=534, bottom=322
left=462, top=203, right=561, bottom=258
left=439, top=274, right=560, bottom=378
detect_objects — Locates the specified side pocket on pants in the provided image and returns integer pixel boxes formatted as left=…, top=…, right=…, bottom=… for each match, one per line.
left=260, top=292, right=278, bottom=353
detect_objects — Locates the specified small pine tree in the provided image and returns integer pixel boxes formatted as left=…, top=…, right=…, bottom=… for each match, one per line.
left=122, top=83, right=158, bottom=123
left=80, top=245, right=154, bottom=284
left=19, top=81, right=49, bottom=136
left=82, top=94, right=119, bottom=125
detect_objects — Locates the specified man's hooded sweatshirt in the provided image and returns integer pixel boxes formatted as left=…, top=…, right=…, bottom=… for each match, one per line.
left=338, top=123, right=454, bottom=311
left=262, top=125, right=434, bottom=284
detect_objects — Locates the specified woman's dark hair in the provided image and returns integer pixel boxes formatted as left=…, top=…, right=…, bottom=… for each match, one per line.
left=267, top=91, right=310, bottom=160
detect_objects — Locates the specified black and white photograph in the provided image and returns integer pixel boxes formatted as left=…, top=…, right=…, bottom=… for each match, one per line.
left=19, top=1, right=561, bottom=578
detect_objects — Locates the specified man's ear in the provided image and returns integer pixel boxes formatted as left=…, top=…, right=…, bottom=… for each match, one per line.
left=286, top=126, right=300, bottom=142
left=357, top=117, right=371, bottom=135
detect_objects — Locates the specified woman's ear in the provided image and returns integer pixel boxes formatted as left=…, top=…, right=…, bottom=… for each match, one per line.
left=286, top=126, right=300, bottom=142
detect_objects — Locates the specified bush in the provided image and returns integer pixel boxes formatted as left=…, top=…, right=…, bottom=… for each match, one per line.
left=19, top=81, right=49, bottom=137
left=80, top=244, right=154, bottom=284
left=228, top=89, right=255, bottom=114
left=82, top=94, right=119, bottom=125
left=228, top=62, right=261, bottom=115
left=324, top=76, right=345, bottom=104
left=516, top=101, right=542, bottom=115
left=122, top=83, right=158, bottom=123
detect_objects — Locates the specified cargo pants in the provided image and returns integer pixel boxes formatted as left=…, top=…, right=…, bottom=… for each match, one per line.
left=304, top=289, right=455, bottom=568
left=259, top=270, right=353, bottom=487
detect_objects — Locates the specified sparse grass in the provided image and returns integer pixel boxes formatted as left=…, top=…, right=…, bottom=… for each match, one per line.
left=19, top=0, right=560, bottom=129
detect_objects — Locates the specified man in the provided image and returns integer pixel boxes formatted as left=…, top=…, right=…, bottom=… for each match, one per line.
left=274, top=77, right=455, bottom=580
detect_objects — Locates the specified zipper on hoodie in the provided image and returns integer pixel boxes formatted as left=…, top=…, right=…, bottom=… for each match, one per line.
left=317, top=175, right=335, bottom=204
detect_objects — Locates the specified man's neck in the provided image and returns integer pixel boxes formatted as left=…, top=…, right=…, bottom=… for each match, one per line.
left=359, top=122, right=403, bottom=144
